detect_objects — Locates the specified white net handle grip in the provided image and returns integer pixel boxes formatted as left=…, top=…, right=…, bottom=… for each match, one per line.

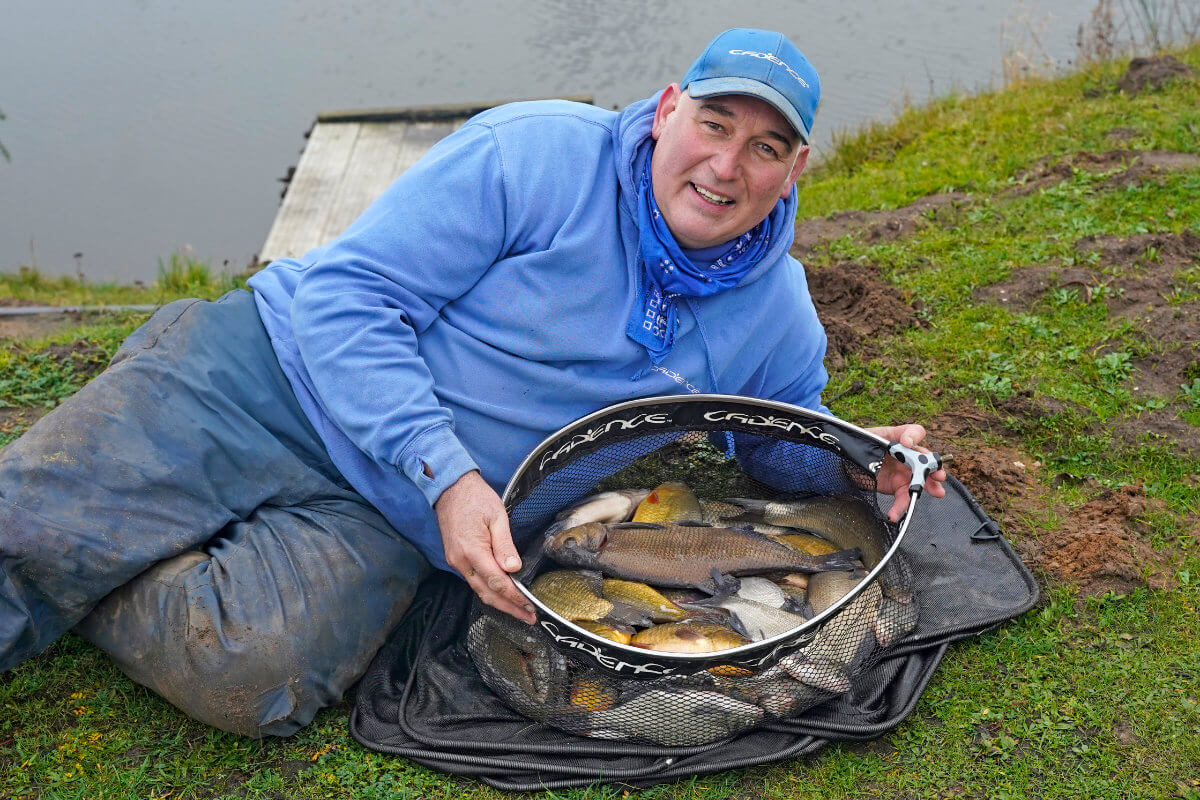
left=887, top=440, right=944, bottom=494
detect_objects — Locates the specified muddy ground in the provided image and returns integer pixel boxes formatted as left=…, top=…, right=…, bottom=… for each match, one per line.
left=798, top=169, right=1197, bottom=599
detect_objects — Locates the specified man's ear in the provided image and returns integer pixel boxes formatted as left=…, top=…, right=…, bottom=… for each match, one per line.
left=651, top=84, right=682, bottom=141
left=780, top=144, right=810, bottom=199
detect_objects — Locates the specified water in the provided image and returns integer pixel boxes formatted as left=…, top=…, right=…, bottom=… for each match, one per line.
left=1, top=0, right=1098, bottom=282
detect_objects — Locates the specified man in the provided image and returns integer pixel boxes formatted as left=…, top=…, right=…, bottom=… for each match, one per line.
left=0, top=29, right=945, bottom=737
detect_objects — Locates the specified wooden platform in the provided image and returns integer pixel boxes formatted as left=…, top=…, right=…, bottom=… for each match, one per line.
left=260, top=96, right=593, bottom=263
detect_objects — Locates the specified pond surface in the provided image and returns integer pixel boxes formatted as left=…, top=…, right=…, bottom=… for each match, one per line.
left=1, top=0, right=1098, bottom=282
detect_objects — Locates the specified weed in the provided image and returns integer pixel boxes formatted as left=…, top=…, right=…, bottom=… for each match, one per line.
left=1182, top=377, right=1200, bottom=407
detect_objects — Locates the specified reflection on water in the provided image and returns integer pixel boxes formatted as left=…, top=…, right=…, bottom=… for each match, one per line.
left=1, top=0, right=1096, bottom=281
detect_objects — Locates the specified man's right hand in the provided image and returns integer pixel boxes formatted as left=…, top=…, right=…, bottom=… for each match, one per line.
left=435, top=470, right=536, bottom=624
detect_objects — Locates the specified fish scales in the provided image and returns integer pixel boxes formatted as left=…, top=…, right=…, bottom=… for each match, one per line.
left=545, top=521, right=860, bottom=589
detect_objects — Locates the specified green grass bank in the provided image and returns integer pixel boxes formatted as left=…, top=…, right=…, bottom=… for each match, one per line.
left=2, top=45, right=1199, bottom=799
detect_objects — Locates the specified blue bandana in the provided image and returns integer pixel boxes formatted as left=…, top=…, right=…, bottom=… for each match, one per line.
left=626, top=159, right=773, bottom=364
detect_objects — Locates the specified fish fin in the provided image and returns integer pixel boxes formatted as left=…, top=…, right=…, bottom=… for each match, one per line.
left=593, top=616, right=637, bottom=635
left=723, top=612, right=754, bottom=641
left=698, top=569, right=741, bottom=597
left=673, top=519, right=711, bottom=527
left=603, top=601, right=655, bottom=628
left=609, top=522, right=666, bottom=530
left=814, top=547, right=863, bottom=572
left=781, top=596, right=807, bottom=615
left=781, top=658, right=851, bottom=693
left=723, top=497, right=769, bottom=515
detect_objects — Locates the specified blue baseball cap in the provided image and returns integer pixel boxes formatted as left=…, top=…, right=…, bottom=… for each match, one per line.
left=682, top=28, right=821, bottom=144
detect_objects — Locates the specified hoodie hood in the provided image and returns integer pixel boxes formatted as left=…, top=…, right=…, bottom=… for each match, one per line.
left=612, top=90, right=800, bottom=289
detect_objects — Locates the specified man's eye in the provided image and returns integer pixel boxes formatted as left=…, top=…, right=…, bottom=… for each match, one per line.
left=756, top=142, right=779, bottom=158
left=704, top=121, right=724, bottom=133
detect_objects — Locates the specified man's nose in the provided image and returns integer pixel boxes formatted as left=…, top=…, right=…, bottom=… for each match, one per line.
left=709, top=143, right=741, bottom=181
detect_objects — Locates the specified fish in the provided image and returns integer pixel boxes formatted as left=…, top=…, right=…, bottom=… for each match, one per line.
left=585, top=688, right=764, bottom=746
left=529, top=570, right=613, bottom=621
left=700, top=499, right=793, bottom=536
left=872, top=595, right=920, bottom=647
left=774, top=533, right=840, bottom=556
left=733, top=576, right=789, bottom=608
left=631, top=481, right=703, bottom=523
left=726, top=495, right=914, bottom=603
left=543, top=489, right=652, bottom=537
left=704, top=595, right=808, bottom=641
left=569, top=677, right=617, bottom=711
left=543, top=521, right=862, bottom=591
left=469, top=614, right=568, bottom=717
left=779, top=570, right=882, bottom=693
left=630, top=622, right=750, bottom=653
left=575, top=619, right=634, bottom=645
left=740, top=671, right=824, bottom=717
left=602, top=578, right=688, bottom=623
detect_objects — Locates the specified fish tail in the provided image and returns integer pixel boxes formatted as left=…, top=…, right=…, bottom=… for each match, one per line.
left=811, top=547, right=863, bottom=573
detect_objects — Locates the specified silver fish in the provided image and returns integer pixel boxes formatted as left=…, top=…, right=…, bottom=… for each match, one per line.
left=740, top=671, right=825, bottom=717
left=873, top=595, right=920, bottom=647
left=710, top=594, right=809, bottom=641
left=586, top=688, right=763, bottom=746
left=734, top=576, right=789, bottom=608
left=544, top=489, right=652, bottom=538
left=700, top=499, right=793, bottom=536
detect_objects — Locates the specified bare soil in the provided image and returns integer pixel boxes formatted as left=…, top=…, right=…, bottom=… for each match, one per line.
left=0, top=310, right=90, bottom=341
left=805, top=262, right=922, bottom=368
left=790, top=192, right=973, bottom=263
left=1006, top=150, right=1200, bottom=196
left=1118, top=55, right=1197, bottom=96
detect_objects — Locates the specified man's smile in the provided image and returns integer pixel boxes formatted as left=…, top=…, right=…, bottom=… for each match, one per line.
left=691, top=182, right=734, bottom=205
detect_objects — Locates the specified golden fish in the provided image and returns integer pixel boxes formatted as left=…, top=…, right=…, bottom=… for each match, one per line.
left=529, top=570, right=612, bottom=621
left=570, top=677, right=617, bottom=711
left=602, top=578, right=688, bottom=623
left=631, top=481, right=702, bottom=523
left=630, top=622, right=750, bottom=653
left=575, top=620, right=633, bottom=645
left=775, top=533, right=839, bottom=556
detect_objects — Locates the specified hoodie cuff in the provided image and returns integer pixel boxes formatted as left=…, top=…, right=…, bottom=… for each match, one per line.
left=398, top=425, right=480, bottom=507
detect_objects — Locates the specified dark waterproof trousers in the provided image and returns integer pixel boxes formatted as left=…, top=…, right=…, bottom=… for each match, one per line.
left=0, top=290, right=430, bottom=736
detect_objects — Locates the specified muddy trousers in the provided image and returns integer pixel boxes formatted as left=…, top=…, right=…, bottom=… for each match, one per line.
left=0, top=291, right=431, bottom=736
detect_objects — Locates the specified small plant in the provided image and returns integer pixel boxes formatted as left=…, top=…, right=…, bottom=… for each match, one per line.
left=1051, top=287, right=1081, bottom=306
left=1182, top=377, right=1200, bottom=407
left=1097, top=350, right=1133, bottom=381
left=975, top=372, right=1015, bottom=398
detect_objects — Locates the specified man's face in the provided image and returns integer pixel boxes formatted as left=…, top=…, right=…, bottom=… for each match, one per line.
left=649, top=85, right=809, bottom=250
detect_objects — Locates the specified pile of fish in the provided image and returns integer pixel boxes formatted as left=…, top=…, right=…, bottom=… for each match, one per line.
left=468, top=481, right=921, bottom=746
left=535, top=482, right=916, bottom=656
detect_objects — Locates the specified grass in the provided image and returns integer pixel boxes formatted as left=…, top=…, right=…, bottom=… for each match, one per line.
left=2, top=44, right=1200, bottom=799
left=0, top=250, right=249, bottom=307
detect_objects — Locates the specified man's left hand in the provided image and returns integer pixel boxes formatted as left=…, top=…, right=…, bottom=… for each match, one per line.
left=866, top=424, right=947, bottom=522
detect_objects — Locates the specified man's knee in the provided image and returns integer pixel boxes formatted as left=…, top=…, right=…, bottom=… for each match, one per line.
left=77, top=536, right=427, bottom=738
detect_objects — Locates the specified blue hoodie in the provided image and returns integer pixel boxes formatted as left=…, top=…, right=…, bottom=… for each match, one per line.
left=248, top=94, right=829, bottom=571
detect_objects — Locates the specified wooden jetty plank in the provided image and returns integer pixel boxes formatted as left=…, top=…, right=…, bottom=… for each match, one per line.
left=261, top=122, right=361, bottom=261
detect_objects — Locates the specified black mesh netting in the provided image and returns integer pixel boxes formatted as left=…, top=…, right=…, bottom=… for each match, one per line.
left=351, top=397, right=1037, bottom=790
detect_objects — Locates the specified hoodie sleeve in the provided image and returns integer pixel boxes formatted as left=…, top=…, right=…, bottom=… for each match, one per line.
left=290, top=121, right=508, bottom=506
